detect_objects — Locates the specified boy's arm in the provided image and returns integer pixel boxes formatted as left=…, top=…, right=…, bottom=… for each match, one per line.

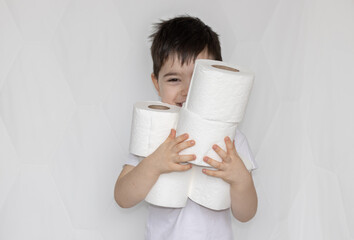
left=230, top=173, right=258, bottom=222
left=202, top=136, right=258, bottom=222
left=114, top=157, right=161, bottom=208
left=230, top=134, right=258, bottom=222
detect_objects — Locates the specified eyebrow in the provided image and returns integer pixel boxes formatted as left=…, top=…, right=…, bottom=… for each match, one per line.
left=162, top=72, right=180, bottom=78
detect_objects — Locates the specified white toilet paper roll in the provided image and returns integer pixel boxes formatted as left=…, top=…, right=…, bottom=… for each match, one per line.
left=187, top=153, right=255, bottom=210
left=176, top=107, right=237, bottom=167
left=188, top=165, right=230, bottom=210
left=129, top=101, right=192, bottom=208
left=129, top=101, right=180, bottom=157
left=185, top=59, right=254, bottom=123
left=145, top=170, right=192, bottom=208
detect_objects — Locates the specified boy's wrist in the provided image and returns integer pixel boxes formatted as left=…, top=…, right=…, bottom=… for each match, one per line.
left=230, top=172, right=253, bottom=190
left=141, top=155, right=162, bottom=177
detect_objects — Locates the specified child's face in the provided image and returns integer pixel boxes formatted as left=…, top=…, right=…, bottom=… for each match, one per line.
left=151, top=49, right=214, bottom=107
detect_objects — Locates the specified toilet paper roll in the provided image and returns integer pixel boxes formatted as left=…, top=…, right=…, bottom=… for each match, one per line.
left=145, top=153, right=253, bottom=210
left=187, top=153, right=255, bottom=210
left=188, top=165, right=230, bottom=210
left=129, top=101, right=192, bottom=208
left=129, top=101, right=180, bottom=157
left=176, top=107, right=237, bottom=167
left=188, top=153, right=255, bottom=210
left=145, top=170, right=192, bottom=208
left=185, top=59, right=254, bottom=123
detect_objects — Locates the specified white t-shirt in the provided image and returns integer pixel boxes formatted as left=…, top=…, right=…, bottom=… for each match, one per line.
left=123, top=128, right=258, bottom=240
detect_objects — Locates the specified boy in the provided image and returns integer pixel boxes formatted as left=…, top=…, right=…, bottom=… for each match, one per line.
left=114, top=15, right=258, bottom=240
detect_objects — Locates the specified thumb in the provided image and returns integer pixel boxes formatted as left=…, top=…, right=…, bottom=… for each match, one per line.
left=168, top=128, right=176, bottom=140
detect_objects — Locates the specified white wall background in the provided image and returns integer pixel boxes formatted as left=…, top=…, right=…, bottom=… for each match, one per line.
left=0, top=0, right=353, bottom=239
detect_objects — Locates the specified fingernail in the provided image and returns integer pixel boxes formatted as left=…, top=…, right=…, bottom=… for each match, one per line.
left=212, top=145, right=217, bottom=150
left=203, top=156, right=208, bottom=162
left=202, top=169, right=206, bottom=173
left=194, top=155, right=197, bottom=159
left=191, top=140, right=195, bottom=145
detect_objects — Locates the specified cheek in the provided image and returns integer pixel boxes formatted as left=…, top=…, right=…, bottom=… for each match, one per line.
left=160, top=85, right=179, bottom=100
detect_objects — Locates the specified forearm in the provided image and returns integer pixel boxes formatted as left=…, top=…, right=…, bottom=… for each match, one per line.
left=114, top=156, right=160, bottom=208
left=230, top=173, right=258, bottom=222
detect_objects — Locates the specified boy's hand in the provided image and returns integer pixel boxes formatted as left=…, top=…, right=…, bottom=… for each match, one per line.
left=202, top=136, right=251, bottom=186
left=148, top=129, right=196, bottom=175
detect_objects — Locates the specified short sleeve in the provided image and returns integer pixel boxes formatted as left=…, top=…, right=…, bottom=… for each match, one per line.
left=122, top=153, right=143, bottom=168
left=234, top=129, right=258, bottom=172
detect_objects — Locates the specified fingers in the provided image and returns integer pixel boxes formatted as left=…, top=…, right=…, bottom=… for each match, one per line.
left=174, top=139, right=195, bottom=152
left=203, top=156, right=224, bottom=170
left=174, top=132, right=189, bottom=144
left=225, top=136, right=237, bottom=156
left=167, top=129, right=176, bottom=140
left=202, top=168, right=223, bottom=178
left=174, top=163, right=192, bottom=172
left=212, top=144, right=228, bottom=160
left=177, top=154, right=196, bottom=163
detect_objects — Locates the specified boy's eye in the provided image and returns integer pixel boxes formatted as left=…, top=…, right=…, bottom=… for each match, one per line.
left=167, top=78, right=180, bottom=82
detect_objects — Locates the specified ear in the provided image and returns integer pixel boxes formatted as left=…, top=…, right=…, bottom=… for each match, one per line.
left=151, top=73, right=161, bottom=97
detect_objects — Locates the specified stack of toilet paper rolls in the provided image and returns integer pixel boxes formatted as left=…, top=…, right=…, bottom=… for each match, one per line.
left=129, top=59, right=255, bottom=210
left=176, top=59, right=255, bottom=210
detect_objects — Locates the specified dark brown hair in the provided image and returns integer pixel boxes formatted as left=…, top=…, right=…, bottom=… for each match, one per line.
left=149, top=15, right=222, bottom=79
